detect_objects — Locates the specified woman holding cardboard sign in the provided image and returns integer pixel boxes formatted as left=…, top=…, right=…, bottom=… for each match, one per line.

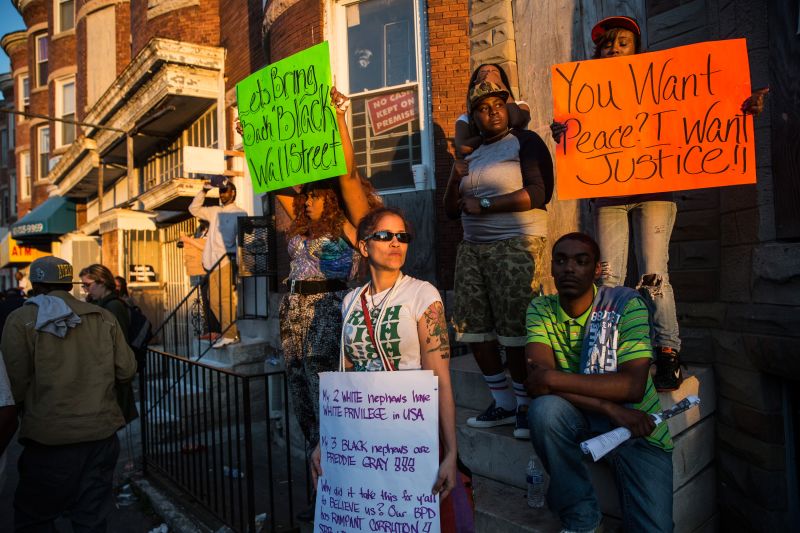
left=551, top=15, right=768, bottom=392
left=311, top=207, right=470, bottom=530
left=259, top=87, right=380, bottom=518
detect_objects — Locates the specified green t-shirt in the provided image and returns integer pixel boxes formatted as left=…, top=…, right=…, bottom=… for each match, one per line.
left=526, top=293, right=673, bottom=451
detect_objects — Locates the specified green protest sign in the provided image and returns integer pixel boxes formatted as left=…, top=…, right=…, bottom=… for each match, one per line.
left=236, top=41, right=346, bottom=194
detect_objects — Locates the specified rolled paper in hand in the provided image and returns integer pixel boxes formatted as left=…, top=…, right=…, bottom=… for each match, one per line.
left=580, top=427, right=632, bottom=461
left=580, top=395, right=702, bottom=462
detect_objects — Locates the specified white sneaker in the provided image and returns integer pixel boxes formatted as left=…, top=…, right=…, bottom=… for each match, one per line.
left=213, top=336, right=239, bottom=349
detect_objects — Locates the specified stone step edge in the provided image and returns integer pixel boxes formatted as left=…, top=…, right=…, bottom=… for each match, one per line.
left=472, top=474, right=625, bottom=533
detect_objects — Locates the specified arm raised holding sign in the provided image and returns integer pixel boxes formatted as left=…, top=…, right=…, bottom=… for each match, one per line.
left=271, top=87, right=377, bottom=246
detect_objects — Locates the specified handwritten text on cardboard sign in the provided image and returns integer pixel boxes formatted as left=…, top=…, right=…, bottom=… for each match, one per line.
left=551, top=39, right=755, bottom=200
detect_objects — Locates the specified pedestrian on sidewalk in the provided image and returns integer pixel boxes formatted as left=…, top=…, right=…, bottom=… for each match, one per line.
left=189, top=176, right=247, bottom=349
left=80, top=264, right=139, bottom=422
left=444, top=80, right=554, bottom=440
left=1, top=256, right=137, bottom=532
left=525, top=233, right=673, bottom=532
left=0, top=354, right=18, bottom=482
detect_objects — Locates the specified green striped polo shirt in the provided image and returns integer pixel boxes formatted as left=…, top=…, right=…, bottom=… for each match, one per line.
left=526, top=291, right=673, bottom=451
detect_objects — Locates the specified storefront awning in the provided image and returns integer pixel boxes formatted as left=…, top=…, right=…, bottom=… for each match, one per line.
left=11, top=196, right=77, bottom=240
left=0, top=233, right=49, bottom=268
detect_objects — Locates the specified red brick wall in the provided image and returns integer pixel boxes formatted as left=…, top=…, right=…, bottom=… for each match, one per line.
left=19, top=0, right=47, bottom=28
left=47, top=0, right=77, bottom=149
left=7, top=38, right=30, bottom=217
left=19, top=1, right=49, bottom=209
left=267, top=0, right=322, bottom=62
left=75, top=15, right=86, bottom=120
left=130, top=0, right=221, bottom=57
left=428, top=0, right=470, bottom=289
left=221, top=0, right=266, bottom=91
left=115, top=3, right=131, bottom=76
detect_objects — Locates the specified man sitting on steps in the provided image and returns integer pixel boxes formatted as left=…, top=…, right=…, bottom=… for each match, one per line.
left=525, top=232, right=673, bottom=533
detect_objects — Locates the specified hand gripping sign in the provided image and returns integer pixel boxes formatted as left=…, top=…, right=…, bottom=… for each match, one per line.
left=315, top=371, right=441, bottom=533
left=551, top=39, right=756, bottom=200
left=236, top=41, right=347, bottom=194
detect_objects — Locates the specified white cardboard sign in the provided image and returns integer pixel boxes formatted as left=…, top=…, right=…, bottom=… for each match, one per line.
left=314, top=370, right=440, bottom=533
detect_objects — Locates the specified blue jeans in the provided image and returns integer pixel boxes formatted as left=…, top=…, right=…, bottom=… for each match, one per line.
left=594, top=201, right=680, bottom=351
left=528, top=395, right=673, bottom=532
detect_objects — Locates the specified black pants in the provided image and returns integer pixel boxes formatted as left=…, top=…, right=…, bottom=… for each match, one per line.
left=14, top=434, right=120, bottom=533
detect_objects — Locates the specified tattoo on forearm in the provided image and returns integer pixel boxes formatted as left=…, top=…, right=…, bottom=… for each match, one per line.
left=423, top=302, right=451, bottom=359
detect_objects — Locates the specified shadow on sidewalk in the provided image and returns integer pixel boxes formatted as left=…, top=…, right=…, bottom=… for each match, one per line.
left=0, top=422, right=164, bottom=532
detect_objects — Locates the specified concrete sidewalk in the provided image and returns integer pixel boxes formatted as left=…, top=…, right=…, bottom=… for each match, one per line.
left=0, top=422, right=164, bottom=532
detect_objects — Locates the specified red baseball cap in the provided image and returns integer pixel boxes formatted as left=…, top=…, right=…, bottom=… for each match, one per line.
left=591, top=16, right=641, bottom=45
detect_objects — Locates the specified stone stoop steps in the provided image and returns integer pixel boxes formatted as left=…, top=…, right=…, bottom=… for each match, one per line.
left=450, top=356, right=717, bottom=532
left=145, top=337, right=278, bottom=439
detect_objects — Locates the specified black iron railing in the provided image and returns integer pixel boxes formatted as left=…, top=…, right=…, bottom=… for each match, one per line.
left=153, top=216, right=276, bottom=360
left=141, top=349, right=300, bottom=532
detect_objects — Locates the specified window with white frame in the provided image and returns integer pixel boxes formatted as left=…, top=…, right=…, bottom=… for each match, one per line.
left=35, top=34, right=48, bottom=87
left=56, top=78, right=76, bottom=147
left=19, top=151, right=30, bottom=199
left=332, top=0, right=431, bottom=191
left=19, top=75, right=30, bottom=116
left=37, top=126, right=50, bottom=179
left=57, top=0, right=75, bottom=32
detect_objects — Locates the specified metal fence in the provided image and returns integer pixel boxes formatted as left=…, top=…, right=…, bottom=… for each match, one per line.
left=141, top=349, right=301, bottom=532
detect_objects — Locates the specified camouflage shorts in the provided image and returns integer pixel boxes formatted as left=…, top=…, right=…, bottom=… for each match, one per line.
left=452, top=235, right=546, bottom=346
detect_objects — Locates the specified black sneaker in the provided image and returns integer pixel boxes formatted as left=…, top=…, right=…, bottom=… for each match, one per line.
left=653, top=347, right=682, bottom=392
left=466, top=401, right=516, bottom=428
left=513, top=405, right=530, bottom=440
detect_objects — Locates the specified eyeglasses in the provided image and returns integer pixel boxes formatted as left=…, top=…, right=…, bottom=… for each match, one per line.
left=365, top=231, right=412, bottom=243
left=81, top=281, right=97, bottom=289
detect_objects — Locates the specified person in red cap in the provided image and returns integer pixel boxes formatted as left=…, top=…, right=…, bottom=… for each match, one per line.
left=551, top=15, right=768, bottom=393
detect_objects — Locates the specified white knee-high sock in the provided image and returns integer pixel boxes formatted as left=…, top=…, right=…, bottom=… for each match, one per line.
left=513, top=381, right=531, bottom=409
left=482, top=371, right=515, bottom=411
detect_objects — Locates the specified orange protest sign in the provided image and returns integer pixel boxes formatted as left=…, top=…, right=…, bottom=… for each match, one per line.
left=551, top=39, right=756, bottom=200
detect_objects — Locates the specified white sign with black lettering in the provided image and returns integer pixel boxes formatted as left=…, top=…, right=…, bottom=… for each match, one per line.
left=315, top=370, right=440, bottom=533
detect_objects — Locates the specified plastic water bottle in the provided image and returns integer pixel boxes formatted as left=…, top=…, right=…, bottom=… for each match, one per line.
left=526, top=455, right=546, bottom=508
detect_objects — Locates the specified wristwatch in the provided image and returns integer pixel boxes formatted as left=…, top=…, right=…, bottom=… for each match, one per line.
left=479, top=197, right=492, bottom=211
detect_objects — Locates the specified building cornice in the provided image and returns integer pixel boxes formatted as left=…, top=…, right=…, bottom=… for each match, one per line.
left=263, top=0, right=303, bottom=35
left=83, top=38, right=224, bottom=132
left=25, top=22, right=47, bottom=36
left=77, top=0, right=130, bottom=23
left=0, top=31, right=27, bottom=57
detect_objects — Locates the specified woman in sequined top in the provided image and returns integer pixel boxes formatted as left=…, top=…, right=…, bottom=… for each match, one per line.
left=273, top=88, right=381, bottom=514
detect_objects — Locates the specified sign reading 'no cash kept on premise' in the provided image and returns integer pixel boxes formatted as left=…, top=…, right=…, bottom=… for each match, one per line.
left=551, top=39, right=756, bottom=200
left=236, top=41, right=347, bottom=194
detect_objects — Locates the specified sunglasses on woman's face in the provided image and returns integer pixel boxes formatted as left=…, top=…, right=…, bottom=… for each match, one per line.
left=365, top=230, right=412, bottom=243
